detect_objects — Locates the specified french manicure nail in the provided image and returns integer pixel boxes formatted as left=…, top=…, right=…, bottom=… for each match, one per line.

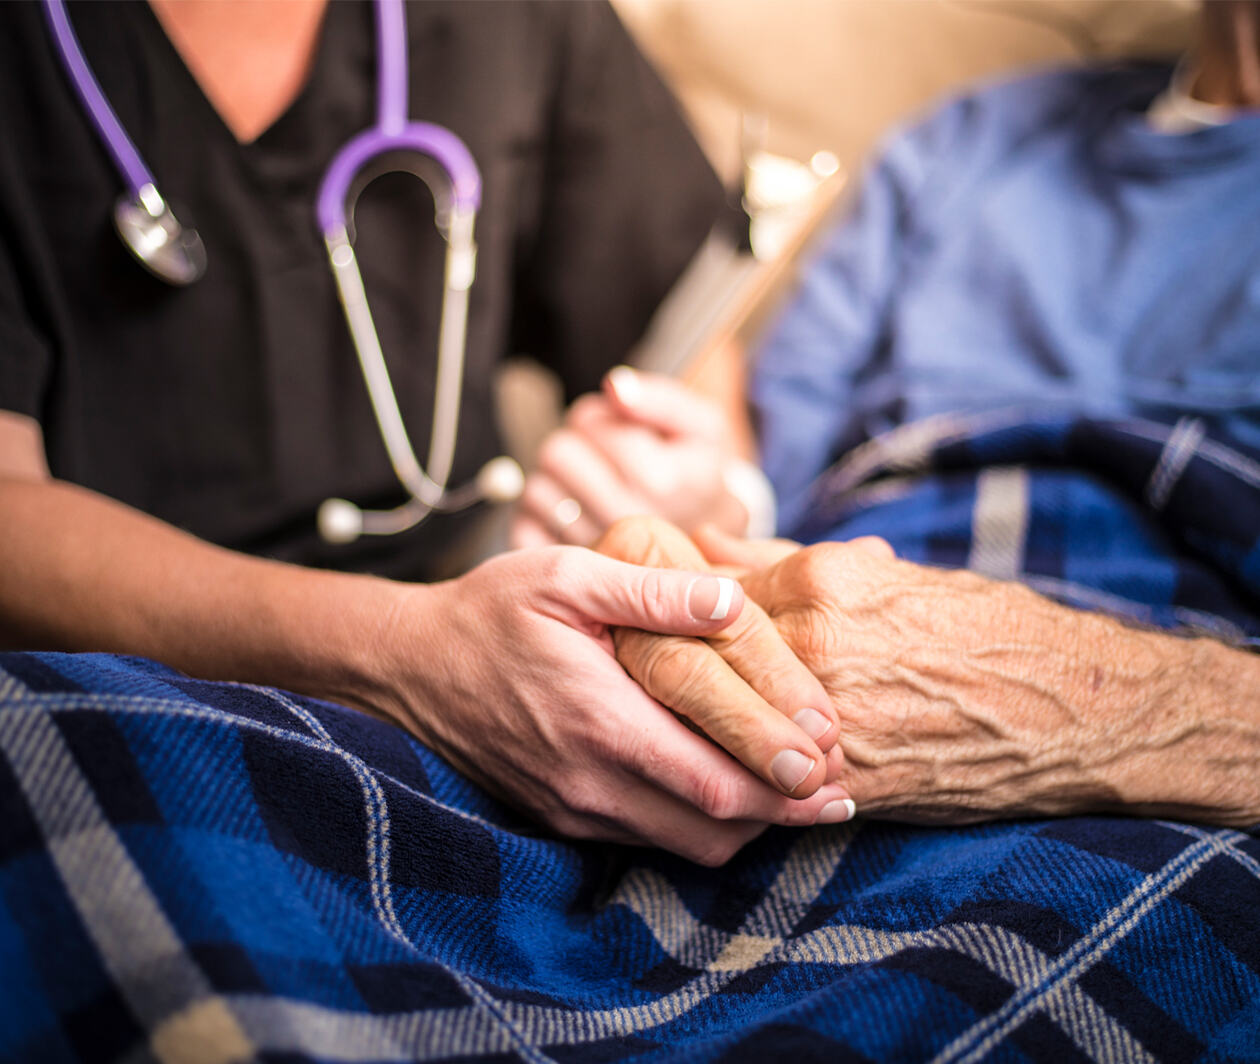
left=688, top=576, right=735, bottom=621
left=817, top=798, right=857, bottom=824
left=607, top=365, right=641, bottom=406
left=771, top=749, right=814, bottom=792
left=793, top=707, right=832, bottom=741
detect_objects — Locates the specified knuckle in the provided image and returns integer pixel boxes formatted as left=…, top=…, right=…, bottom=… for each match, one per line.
left=535, top=545, right=586, bottom=597
left=853, top=535, right=896, bottom=560
left=710, top=602, right=768, bottom=655
left=537, top=430, right=577, bottom=475
left=778, top=797, right=821, bottom=827
left=795, top=544, right=842, bottom=588
left=636, top=568, right=669, bottom=619
left=546, top=806, right=602, bottom=842
left=597, top=514, right=662, bottom=563
left=567, top=394, right=607, bottom=427
left=637, top=638, right=702, bottom=701
left=520, top=473, right=545, bottom=505
left=694, top=769, right=747, bottom=821
left=558, top=777, right=606, bottom=820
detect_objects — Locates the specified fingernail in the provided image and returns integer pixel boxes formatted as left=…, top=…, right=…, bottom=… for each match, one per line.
left=770, top=749, right=814, bottom=792
left=793, top=707, right=832, bottom=741
left=688, top=576, right=735, bottom=621
left=817, top=798, right=857, bottom=824
left=607, top=365, right=641, bottom=406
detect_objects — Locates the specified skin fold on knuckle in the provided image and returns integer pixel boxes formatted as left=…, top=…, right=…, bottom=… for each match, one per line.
left=692, top=766, right=750, bottom=822
left=688, top=834, right=744, bottom=868
left=624, top=634, right=713, bottom=713
left=536, top=428, right=581, bottom=480
left=566, top=394, right=609, bottom=430
left=596, top=515, right=701, bottom=571
left=530, top=546, right=600, bottom=622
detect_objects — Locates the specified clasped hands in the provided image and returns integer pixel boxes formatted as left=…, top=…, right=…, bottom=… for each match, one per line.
left=596, top=515, right=1213, bottom=831
left=377, top=509, right=1250, bottom=867
left=376, top=358, right=1253, bottom=863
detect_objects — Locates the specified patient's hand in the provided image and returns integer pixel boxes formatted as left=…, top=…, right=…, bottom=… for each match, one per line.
left=596, top=517, right=852, bottom=812
left=513, top=370, right=749, bottom=548
left=694, top=527, right=1260, bottom=826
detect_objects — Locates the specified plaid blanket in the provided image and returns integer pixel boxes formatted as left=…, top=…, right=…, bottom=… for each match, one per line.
left=2, top=411, right=1258, bottom=1062
left=792, top=410, right=1260, bottom=645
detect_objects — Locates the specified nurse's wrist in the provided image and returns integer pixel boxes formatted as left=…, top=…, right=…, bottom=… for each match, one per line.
left=253, top=567, right=422, bottom=731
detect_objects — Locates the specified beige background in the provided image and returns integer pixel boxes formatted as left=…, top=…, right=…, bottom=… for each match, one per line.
left=495, top=1, right=1201, bottom=491
left=611, top=0, right=1197, bottom=182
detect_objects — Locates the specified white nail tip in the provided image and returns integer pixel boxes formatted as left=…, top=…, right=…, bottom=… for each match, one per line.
left=608, top=365, right=641, bottom=406
left=709, top=577, right=735, bottom=621
left=818, top=798, right=857, bottom=824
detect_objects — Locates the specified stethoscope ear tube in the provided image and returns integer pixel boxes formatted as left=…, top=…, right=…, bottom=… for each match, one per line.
left=326, top=225, right=447, bottom=513
left=321, top=204, right=521, bottom=543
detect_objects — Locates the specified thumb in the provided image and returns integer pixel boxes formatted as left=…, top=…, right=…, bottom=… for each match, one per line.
left=559, top=551, right=744, bottom=636
left=603, top=366, right=726, bottom=440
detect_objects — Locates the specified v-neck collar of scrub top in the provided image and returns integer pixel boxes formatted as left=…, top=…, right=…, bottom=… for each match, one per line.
left=131, top=0, right=374, bottom=193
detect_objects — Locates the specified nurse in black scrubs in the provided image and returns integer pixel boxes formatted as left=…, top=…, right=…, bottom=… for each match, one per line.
left=0, top=0, right=853, bottom=863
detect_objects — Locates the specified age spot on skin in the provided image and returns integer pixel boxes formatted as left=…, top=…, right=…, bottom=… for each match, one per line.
left=1091, top=667, right=1105, bottom=692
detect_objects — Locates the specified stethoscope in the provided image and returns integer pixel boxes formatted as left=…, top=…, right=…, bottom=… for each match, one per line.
left=42, top=0, right=524, bottom=545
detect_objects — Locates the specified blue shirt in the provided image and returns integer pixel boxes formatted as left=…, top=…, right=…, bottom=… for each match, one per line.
left=752, top=65, right=1260, bottom=535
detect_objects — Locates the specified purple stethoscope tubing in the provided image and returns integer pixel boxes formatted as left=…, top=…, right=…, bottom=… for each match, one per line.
left=42, top=0, right=155, bottom=201
left=42, top=0, right=481, bottom=223
left=43, top=0, right=517, bottom=539
left=316, top=0, right=492, bottom=539
left=315, top=0, right=480, bottom=231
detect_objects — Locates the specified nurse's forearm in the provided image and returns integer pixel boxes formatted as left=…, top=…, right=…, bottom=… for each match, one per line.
left=0, top=477, right=406, bottom=710
left=0, top=478, right=865, bottom=863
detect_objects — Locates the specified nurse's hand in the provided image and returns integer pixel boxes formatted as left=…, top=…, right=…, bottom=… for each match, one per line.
left=509, top=368, right=750, bottom=549
left=369, top=545, right=854, bottom=865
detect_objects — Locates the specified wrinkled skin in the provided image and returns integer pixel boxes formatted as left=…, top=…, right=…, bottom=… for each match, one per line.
left=373, top=544, right=856, bottom=867
left=600, top=517, right=1260, bottom=827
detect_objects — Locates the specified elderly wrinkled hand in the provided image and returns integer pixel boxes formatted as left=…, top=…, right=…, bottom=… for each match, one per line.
left=373, top=541, right=860, bottom=866
left=602, top=518, right=1260, bottom=827
left=706, top=527, right=1260, bottom=827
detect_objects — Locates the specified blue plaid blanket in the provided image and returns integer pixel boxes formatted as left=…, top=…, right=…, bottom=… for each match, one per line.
left=793, top=410, right=1260, bottom=645
left=2, top=411, right=1259, bottom=1062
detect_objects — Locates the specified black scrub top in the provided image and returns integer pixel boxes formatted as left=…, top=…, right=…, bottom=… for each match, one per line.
left=0, top=0, right=728, bottom=580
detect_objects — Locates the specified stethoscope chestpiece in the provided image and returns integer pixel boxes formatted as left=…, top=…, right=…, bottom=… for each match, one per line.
left=113, top=183, right=207, bottom=286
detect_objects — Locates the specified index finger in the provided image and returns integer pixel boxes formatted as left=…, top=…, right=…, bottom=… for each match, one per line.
left=613, top=611, right=839, bottom=797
